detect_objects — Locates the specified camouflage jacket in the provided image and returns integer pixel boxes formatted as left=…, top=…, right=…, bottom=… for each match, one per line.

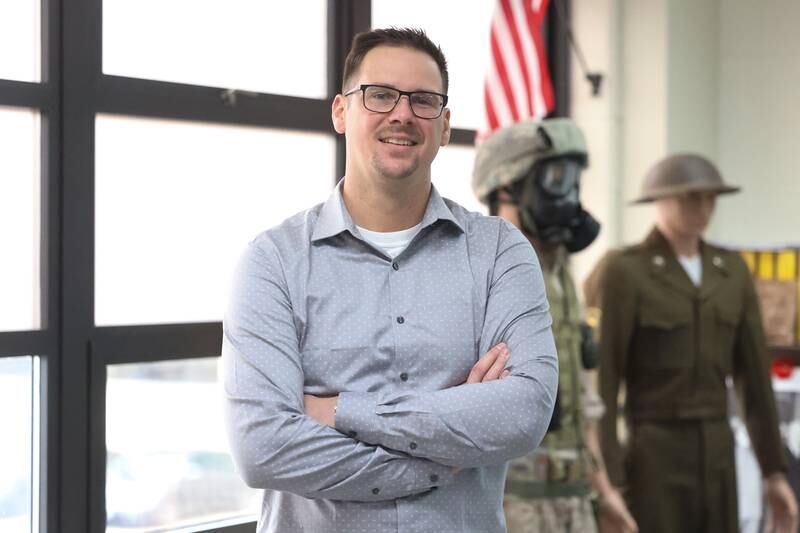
left=506, top=249, right=601, bottom=499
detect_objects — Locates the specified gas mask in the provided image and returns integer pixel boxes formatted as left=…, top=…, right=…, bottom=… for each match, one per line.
left=508, top=157, right=600, bottom=252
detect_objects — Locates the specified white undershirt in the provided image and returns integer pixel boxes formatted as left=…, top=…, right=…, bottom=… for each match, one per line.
left=357, top=222, right=423, bottom=259
left=678, top=254, right=703, bottom=286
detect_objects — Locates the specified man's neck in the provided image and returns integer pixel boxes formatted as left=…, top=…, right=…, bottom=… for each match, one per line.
left=657, top=223, right=701, bottom=257
left=342, top=174, right=431, bottom=232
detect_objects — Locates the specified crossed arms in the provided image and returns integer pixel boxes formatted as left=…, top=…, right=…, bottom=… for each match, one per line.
left=222, top=224, right=558, bottom=502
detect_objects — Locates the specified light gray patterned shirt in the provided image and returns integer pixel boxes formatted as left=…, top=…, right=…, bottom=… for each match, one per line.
left=222, top=180, right=558, bottom=533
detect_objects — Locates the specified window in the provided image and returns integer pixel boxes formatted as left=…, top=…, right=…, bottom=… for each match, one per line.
left=0, top=108, right=40, bottom=331
left=106, top=358, right=258, bottom=531
left=103, top=0, right=327, bottom=98
left=0, top=1, right=41, bottom=82
left=94, top=115, right=335, bottom=326
left=432, top=144, right=486, bottom=214
left=0, top=356, right=37, bottom=533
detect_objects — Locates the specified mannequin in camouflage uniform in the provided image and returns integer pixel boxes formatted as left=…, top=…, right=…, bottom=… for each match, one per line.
left=472, top=118, right=637, bottom=533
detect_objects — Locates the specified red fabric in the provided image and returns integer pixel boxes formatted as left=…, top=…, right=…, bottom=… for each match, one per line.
left=478, top=0, right=555, bottom=143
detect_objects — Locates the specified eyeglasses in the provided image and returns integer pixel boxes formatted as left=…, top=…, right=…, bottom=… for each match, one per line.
left=343, top=84, right=448, bottom=119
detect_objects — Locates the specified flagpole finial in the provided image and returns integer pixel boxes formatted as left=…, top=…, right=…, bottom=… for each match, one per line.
left=586, top=73, right=603, bottom=97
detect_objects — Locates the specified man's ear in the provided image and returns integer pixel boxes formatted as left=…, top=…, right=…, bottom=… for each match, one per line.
left=440, top=108, right=451, bottom=146
left=332, top=94, right=346, bottom=134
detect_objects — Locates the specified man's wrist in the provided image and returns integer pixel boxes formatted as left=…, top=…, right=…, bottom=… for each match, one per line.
left=332, top=398, right=338, bottom=427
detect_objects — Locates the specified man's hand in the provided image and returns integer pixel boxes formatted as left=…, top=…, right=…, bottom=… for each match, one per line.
left=764, top=472, right=798, bottom=533
left=598, top=487, right=638, bottom=533
left=465, top=343, right=511, bottom=384
left=304, top=343, right=511, bottom=428
left=304, top=395, right=338, bottom=427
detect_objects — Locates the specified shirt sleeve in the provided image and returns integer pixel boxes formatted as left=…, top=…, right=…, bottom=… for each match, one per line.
left=595, top=253, right=636, bottom=488
left=334, top=222, right=559, bottom=468
left=222, top=241, right=455, bottom=502
left=733, top=260, right=787, bottom=476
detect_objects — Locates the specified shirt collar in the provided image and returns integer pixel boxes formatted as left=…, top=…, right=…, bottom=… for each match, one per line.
left=311, top=178, right=465, bottom=243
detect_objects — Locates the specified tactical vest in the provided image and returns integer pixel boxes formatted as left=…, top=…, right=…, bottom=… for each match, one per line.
left=505, top=253, right=590, bottom=499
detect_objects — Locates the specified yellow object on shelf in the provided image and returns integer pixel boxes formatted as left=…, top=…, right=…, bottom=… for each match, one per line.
left=777, top=250, right=797, bottom=281
left=758, top=251, right=775, bottom=279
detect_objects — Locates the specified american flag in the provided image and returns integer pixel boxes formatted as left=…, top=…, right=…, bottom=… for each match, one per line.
left=479, top=0, right=555, bottom=142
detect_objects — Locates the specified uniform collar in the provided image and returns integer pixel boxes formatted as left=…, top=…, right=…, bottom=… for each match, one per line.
left=311, top=178, right=464, bottom=243
left=642, top=227, right=729, bottom=299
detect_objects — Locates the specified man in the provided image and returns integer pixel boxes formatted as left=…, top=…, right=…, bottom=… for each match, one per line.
left=589, top=153, right=798, bottom=532
left=473, top=118, right=637, bottom=533
left=221, top=27, right=558, bottom=533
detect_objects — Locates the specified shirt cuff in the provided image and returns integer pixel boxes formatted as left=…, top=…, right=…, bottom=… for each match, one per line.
left=335, top=391, right=382, bottom=444
left=336, top=391, right=456, bottom=495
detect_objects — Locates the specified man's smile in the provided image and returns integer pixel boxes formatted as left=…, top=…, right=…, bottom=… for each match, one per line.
left=379, top=137, right=418, bottom=146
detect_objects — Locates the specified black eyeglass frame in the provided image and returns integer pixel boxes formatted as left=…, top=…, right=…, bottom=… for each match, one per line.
left=343, top=84, right=449, bottom=119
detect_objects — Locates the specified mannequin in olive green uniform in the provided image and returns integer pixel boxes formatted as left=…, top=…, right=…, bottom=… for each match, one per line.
left=588, top=154, right=797, bottom=533
left=473, top=118, right=637, bottom=533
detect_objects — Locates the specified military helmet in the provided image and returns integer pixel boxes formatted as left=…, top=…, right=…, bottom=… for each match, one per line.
left=472, top=117, right=588, bottom=204
left=631, top=153, right=740, bottom=204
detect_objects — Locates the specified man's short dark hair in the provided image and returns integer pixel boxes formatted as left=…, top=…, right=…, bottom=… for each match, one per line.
left=342, top=27, right=449, bottom=94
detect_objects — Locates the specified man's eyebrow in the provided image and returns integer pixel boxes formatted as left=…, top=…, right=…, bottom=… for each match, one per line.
left=365, top=82, right=443, bottom=94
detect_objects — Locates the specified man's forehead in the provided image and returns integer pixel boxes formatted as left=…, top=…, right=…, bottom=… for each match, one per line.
left=355, top=45, right=444, bottom=91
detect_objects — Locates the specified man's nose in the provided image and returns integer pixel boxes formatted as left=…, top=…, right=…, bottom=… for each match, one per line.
left=388, top=95, right=415, bottom=122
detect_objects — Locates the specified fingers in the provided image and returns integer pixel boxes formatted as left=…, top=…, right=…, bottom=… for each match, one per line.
left=465, top=343, right=509, bottom=384
left=600, top=492, right=638, bottom=533
left=482, top=344, right=510, bottom=382
left=623, top=515, right=639, bottom=533
left=610, top=506, right=637, bottom=532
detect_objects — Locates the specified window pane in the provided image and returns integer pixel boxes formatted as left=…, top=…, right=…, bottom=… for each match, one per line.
left=95, top=115, right=335, bottom=326
left=0, top=356, right=35, bottom=533
left=0, top=0, right=40, bottom=82
left=372, top=1, right=495, bottom=130
left=106, top=358, right=258, bottom=532
left=0, top=107, right=41, bottom=332
left=103, top=0, right=327, bottom=98
left=432, top=144, right=487, bottom=215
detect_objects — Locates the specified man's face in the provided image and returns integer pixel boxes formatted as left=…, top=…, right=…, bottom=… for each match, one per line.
left=655, top=190, right=717, bottom=240
left=332, top=45, right=451, bottom=185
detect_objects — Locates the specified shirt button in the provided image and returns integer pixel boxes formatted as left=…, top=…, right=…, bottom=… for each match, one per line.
left=396, top=316, right=405, bottom=324
left=392, top=262, right=399, bottom=271
left=410, top=442, right=418, bottom=450
left=429, top=474, right=439, bottom=483
left=400, top=372, right=409, bottom=382
left=372, top=487, right=380, bottom=495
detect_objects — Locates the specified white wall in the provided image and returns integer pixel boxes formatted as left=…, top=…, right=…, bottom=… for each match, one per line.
left=714, top=0, right=800, bottom=247
left=571, top=0, right=800, bottom=292
left=568, top=0, right=617, bottom=287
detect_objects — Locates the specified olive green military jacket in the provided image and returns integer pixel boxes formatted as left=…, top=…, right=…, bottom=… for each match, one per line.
left=596, top=228, right=786, bottom=487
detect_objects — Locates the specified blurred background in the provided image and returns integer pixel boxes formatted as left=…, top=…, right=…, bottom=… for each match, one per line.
left=0, top=1, right=798, bottom=532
